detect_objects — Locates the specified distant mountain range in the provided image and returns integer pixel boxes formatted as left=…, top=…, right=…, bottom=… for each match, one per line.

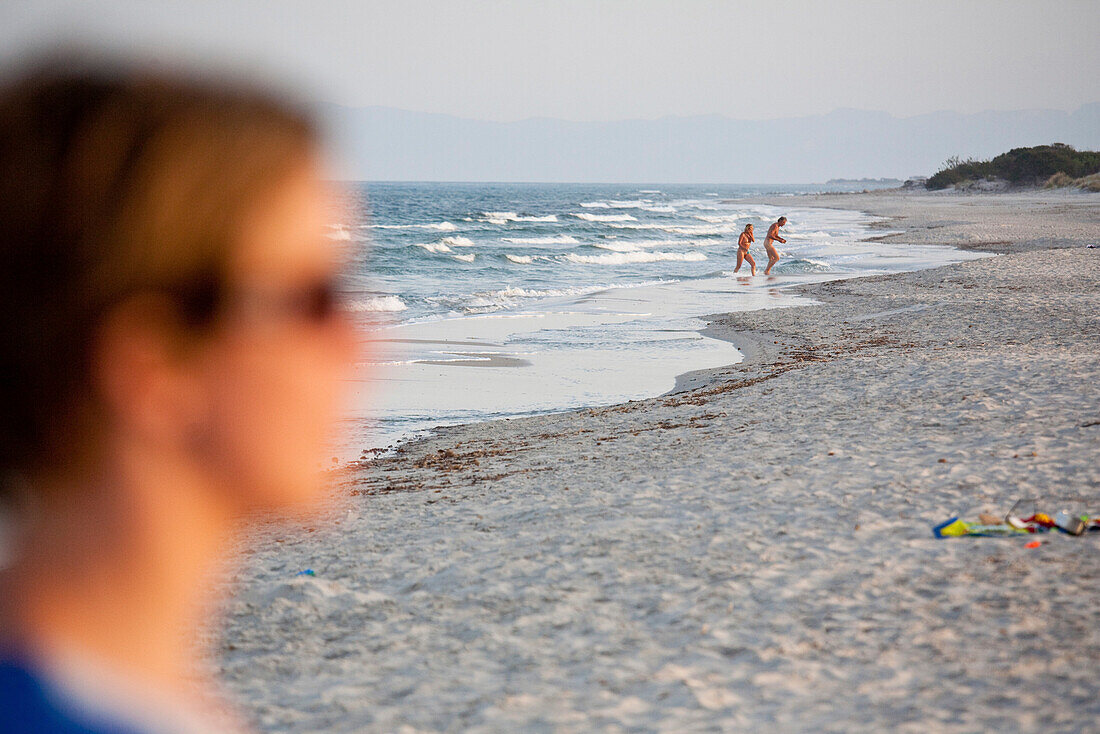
left=319, top=102, right=1100, bottom=184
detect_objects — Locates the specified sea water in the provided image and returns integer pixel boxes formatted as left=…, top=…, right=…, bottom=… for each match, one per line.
left=334, top=183, right=981, bottom=460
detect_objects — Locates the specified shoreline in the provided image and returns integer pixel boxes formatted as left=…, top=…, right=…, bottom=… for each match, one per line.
left=357, top=186, right=1095, bottom=457
left=667, top=187, right=1099, bottom=398
left=219, top=189, right=1100, bottom=732
left=348, top=198, right=977, bottom=461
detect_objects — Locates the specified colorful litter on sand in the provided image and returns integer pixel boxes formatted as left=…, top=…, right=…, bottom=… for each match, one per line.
left=933, top=496, right=1100, bottom=539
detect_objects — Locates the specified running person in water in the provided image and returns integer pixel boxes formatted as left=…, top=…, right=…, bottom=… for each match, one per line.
left=735, top=223, right=756, bottom=276
left=764, top=216, right=787, bottom=275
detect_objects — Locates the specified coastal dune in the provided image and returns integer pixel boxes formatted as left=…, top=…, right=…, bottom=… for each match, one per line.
left=218, top=190, right=1100, bottom=732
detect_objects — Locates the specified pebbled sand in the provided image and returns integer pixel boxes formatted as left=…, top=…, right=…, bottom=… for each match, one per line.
left=217, top=189, right=1100, bottom=733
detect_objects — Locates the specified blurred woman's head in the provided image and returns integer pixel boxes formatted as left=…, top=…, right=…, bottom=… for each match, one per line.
left=0, top=60, right=357, bottom=517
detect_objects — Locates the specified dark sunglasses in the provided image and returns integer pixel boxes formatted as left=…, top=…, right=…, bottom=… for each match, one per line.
left=169, top=274, right=349, bottom=327
left=228, top=276, right=350, bottom=325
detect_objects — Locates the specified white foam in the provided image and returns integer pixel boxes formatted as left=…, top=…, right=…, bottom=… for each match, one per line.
left=629, top=238, right=711, bottom=248
left=606, top=222, right=740, bottom=236
left=347, top=295, right=408, bottom=312
left=325, top=226, right=352, bottom=241
left=373, top=221, right=457, bottom=231
left=773, top=257, right=839, bottom=273
left=412, top=353, right=493, bottom=365
left=579, top=202, right=610, bottom=208
left=506, top=254, right=534, bottom=264
left=415, top=242, right=452, bottom=254
left=641, top=205, right=677, bottom=213
left=497, top=285, right=595, bottom=299
left=573, top=213, right=638, bottom=223
left=452, top=253, right=476, bottom=263
left=480, top=212, right=558, bottom=224
left=695, top=214, right=748, bottom=224
left=592, top=241, right=641, bottom=252
left=441, top=236, right=476, bottom=247
left=421, top=279, right=678, bottom=315
left=638, top=189, right=661, bottom=193
left=359, top=358, right=420, bottom=367
left=483, top=281, right=674, bottom=303
left=670, top=200, right=719, bottom=211
left=502, top=235, right=579, bottom=245
left=663, top=224, right=743, bottom=236
left=604, top=222, right=668, bottom=230
left=562, top=251, right=708, bottom=265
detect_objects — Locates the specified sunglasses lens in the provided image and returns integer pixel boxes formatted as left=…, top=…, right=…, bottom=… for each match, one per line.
left=306, top=281, right=343, bottom=321
left=170, top=277, right=220, bottom=325
left=211, top=276, right=349, bottom=326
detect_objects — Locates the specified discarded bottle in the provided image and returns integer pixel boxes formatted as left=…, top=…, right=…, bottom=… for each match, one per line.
left=1053, top=511, right=1086, bottom=536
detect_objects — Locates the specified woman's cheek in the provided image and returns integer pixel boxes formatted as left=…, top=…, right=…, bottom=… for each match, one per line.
left=195, top=336, right=325, bottom=511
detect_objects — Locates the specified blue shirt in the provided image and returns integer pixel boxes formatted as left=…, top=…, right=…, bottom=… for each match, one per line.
left=0, top=659, right=145, bottom=734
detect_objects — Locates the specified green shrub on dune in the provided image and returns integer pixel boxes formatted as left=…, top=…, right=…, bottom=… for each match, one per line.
left=926, top=156, right=992, bottom=189
left=927, top=144, right=1100, bottom=190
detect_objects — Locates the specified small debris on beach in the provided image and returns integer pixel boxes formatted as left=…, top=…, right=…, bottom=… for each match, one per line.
left=933, top=496, right=1099, bottom=539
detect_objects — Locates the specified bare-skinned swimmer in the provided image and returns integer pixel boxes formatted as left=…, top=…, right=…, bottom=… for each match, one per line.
left=735, top=223, right=756, bottom=276
left=764, top=216, right=787, bottom=275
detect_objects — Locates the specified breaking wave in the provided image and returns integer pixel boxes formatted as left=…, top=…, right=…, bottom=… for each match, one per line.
left=592, top=241, right=641, bottom=252
left=373, top=221, right=458, bottom=232
left=772, top=258, right=839, bottom=274
left=347, top=295, right=408, bottom=312
left=502, top=235, right=579, bottom=245
left=414, top=242, right=452, bottom=254
left=425, top=280, right=679, bottom=315
left=562, top=251, right=707, bottom=265
left=441, top=236, right=475, bottom=247
left=480, top=211, right=559, bottom=224
left=573, top=212, right=638, bottom=223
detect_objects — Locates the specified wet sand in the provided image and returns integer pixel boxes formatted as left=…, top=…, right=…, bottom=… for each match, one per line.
left=217, top=189, right=1100, bottom=732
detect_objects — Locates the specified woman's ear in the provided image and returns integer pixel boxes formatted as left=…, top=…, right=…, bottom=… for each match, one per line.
left=90, top=296, right=209, bottom=454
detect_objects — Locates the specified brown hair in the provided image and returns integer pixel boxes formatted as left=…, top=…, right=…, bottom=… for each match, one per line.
left=0, top=59, right=318, bottom=487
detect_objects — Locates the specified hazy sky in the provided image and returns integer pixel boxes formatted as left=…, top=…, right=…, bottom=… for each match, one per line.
left=3, top=0, right=1099, bottom=121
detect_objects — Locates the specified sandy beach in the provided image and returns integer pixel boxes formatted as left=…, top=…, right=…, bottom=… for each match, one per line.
left=217, top=189, right=1100, bottom=732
